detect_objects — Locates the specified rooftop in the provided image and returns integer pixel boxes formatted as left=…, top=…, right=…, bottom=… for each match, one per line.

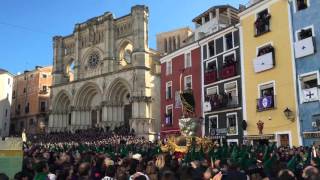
left=192, top=5, right=239, bottom=23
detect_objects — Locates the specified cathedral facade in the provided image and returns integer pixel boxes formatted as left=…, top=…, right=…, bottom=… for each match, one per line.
left=49, top=5, right=161, bottom=140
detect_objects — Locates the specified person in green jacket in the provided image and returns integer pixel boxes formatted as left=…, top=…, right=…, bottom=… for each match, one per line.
left=34, top=161, right=49, bottom=180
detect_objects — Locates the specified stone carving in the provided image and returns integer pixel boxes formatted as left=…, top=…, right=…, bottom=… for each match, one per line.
left=129, top=96, right=152, bottom=103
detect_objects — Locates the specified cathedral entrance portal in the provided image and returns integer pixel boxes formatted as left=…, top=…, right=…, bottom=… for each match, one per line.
left=124, top=104, right=132, bottom=128
left=91, top=110, right=97, bottom=128
left=106, top=78, right=132, bottom=130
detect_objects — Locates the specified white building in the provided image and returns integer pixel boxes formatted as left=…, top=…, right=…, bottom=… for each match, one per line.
left=0, top=69, right=13, bottom=137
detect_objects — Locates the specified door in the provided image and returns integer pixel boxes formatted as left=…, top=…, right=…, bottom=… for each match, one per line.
left=91, top=110, right=97, bottom=128
left=124, top=104, right=132, bottom=128
left=279, top=134, right=289, bottom=147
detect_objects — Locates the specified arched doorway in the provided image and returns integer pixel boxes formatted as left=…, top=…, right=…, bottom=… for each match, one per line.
left=106, top=79, right=132, bottom=129
left=74, top=82, right=102, bottom=129
left=51, top=91, right=71, bottom=131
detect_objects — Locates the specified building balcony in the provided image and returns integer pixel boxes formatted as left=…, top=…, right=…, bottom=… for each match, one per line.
left=253, top=50, right=275, bottom=73
left=204, top=70, right=218, bottom=85
left=294, top=37, right=315, bottom=59
left=256, top=95, right=276, bottom=112
left=205, top=94, right=238, bottom=111
left=220, top=63, right=237, bottom=79
left=39, top=90, right=49, bottom=95
left=302, top=87, right=320, bottom=103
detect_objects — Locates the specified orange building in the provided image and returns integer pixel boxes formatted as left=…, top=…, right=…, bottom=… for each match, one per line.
left=10, top=66, right=52, bottom=134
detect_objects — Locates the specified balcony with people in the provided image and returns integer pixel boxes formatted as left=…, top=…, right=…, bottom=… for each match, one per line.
left=205, top=92, right=238, bottom=111
left=300, top=73, right=320, bottom=103
left=221, top=54, right=237, bottom=79
left=204, top=61, right=218, bottom=85
left=295, top=28, right=315, bottom=58
left=254, top=9, right=271, bottom=37
left=256, top=87, right=276, bottom=112
left=164, top=113, right=173, bottom=127
left=254, top=44, right=275, bottom=73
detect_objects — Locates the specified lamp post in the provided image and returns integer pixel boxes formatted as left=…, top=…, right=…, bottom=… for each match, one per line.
left=283, top=107, right=294, bottom=121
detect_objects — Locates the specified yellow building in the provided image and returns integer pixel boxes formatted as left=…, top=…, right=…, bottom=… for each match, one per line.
left=239, top=0, right=301, bottom=146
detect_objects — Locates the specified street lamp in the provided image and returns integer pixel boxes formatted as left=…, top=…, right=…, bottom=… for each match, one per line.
left=283, top=107, right=294, bottom=121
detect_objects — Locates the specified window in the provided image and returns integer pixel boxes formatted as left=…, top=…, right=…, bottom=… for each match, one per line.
left=223, top=52, right=236, bottom=66
left=207, top=86, right=219, bottom=95
left=204, top=15, right=210, bottom=23
left=206, top=59, right=217, bottom=72
left=185, top=52, right=192, bottom=68
left=225, top=32, right=233, bottom=50
left=164, top=38, right=168, bottom=53
left=5, top=109, right=8, bottom=117
left=297, top=27, right=313, bottom=41
left=23, top=88, right=26, bottom=93
left=165, top=105, right=173, bottom=126
left=255, top=9, right=271, bottom=36
left=202, top=45, right=208, bottom=60
left=184, top=76, right=192, bottom=90
left=166, top=60, right=172, bottom=75
left=260, top=83, right=275, bottom=97
left=42, top=86, right=48, bottom=92
left=296, top=0, right=308, bottom=11
left=257, top=44, right=274, bottom=57
left=208, top=40, right=215, bottom=57
left=215, top=37, right=224, bottom=54
left=25, top=103, right=30, bottom=113
left=8, top=78, right=10, bottom=85
left=42, top=74, right=48, bottom=78
left=209, top=116, right=218, bottom=136
left=166, top=81, right=172, bottom=99
left=227, top=113, right=238, bottom=135
left=40, top=101, right=46, bottom=112
left=257, top=82, right=275, bottom=111
left=20, top=121, right=24, bottom=129
left=29, top=119, right=34, bottom=126
left=13, top=91, right=16, bottom=98
left=300, top=72, right=320, bottom=103
left=224, top=81, right=238, bottom=105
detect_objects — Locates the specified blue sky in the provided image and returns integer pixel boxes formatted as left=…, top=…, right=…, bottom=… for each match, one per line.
left=0, top=0, right=247, bottom=74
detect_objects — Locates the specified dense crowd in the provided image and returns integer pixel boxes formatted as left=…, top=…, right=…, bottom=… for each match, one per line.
left=1, top=129, right=320, bottom=180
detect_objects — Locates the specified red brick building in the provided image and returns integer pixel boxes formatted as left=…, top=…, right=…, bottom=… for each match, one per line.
left=160, top=43, right=202, bottom=137
left=10, top=66, right=53, bottom=134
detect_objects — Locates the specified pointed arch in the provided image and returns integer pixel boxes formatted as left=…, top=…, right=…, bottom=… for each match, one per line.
left=117, top=39, right=134, bottom=61
left=106, top=78, right=132, bottom=104
left=74, top=82, right=102, bottom=107
left=53, top=90, right=72, bottom=113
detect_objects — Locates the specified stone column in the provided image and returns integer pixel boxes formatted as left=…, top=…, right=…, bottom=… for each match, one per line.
left=227, top=8, right=231, bottom=24
left=86, top=110, right=91, bottom=128
left=216, top=9, right=220, bottom=24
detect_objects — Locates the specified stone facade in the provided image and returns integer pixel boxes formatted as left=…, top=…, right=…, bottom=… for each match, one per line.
left=10, top=66, right=52, bottom=134
left=0, top=69, right=13, bottom=137
left=49, top=5, right=161, bottom=140
left=156, top=27, right=193, bottom=54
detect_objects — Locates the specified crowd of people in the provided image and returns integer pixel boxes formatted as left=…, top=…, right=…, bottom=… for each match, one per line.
left=1, top=129, right=320, bottom=180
